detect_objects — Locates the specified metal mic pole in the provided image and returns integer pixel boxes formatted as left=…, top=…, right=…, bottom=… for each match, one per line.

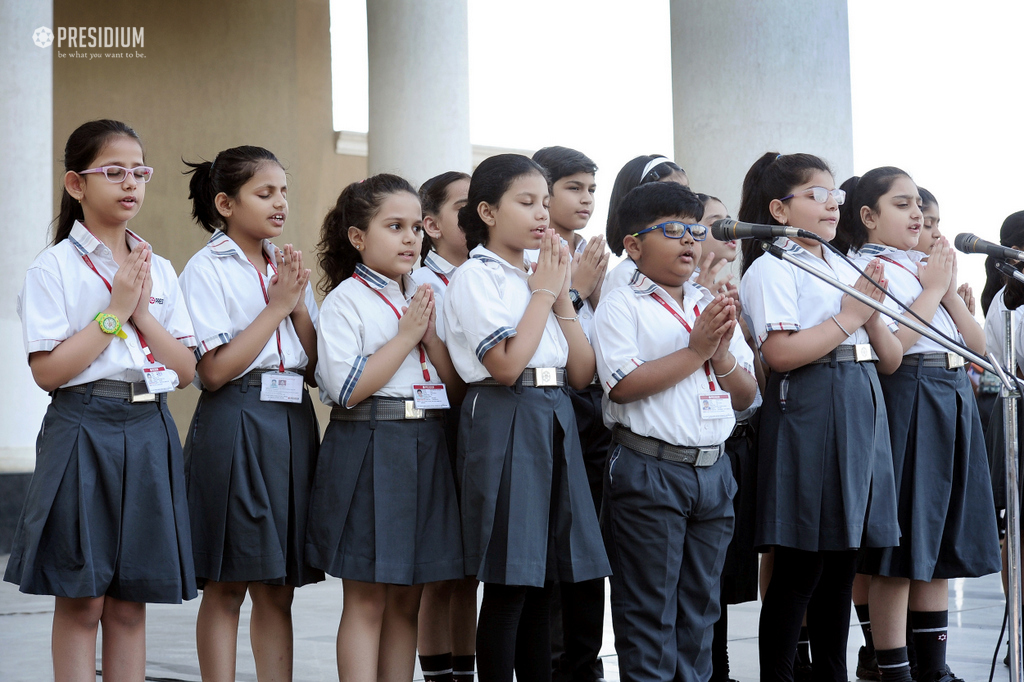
left=1003, top=310, right=1023, bottom=682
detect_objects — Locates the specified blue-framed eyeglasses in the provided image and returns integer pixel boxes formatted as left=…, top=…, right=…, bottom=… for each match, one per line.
left=779, top=186, right=845, bottom=205
left=632, top=221, right=707, bottom=241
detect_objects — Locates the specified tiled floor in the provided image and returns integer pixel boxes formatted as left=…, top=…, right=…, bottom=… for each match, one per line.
left=0, top=554, right=1014, bottom=681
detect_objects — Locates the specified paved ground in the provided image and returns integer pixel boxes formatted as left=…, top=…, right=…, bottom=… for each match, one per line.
left=0, top=553, right=1012, bottom=681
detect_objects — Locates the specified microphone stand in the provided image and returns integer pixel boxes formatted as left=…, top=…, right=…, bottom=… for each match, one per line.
left=759, top=239, right=1024, bottom=682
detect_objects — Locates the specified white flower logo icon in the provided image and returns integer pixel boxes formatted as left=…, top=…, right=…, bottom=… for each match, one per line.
left=33, top=27, right=54, bottom=48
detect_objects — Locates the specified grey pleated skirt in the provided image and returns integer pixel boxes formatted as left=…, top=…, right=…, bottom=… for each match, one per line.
left=305, top=404, right=464, bottom=585
left=183, top=378, right=323, bottom=587
left=861, top=361, right=1001, bottom=580
left=458, top=384, right=611, bottom=587
left=756, top=360, right=900, bottom=552
left=4, top=388, right=197, bottom=603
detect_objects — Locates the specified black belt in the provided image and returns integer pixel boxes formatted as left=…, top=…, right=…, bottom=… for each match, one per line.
left=901, top=352, right=966, bottom=370
left=612, top=425, right=723, bottom=467
left=729, top=419, right=752, bottom=440
left=228, top=368, right=304, bottom=387
left=472, top=367, right=567, bottom=388
left=810, top=344, right=877, bottom=365
left=331, top=397, right=443, bottom=422
left=59, top=379, right=165, bottom=403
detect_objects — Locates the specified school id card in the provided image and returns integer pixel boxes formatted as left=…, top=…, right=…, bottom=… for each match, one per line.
left=142, top=364, right=177, bottom=394
left=698, top=391, right=733, bottom=420
left=412, top=383, right=450, bottom=409
left=261, top=371, right=304, bottom=403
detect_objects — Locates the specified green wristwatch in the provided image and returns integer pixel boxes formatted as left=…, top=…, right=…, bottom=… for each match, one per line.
left=94, top=312, right=128, bottom=339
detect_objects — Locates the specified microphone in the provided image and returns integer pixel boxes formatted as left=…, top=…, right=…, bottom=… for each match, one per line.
left=711, top=218, right=813, bottom=241
left=954, top=233, right=1024, bottom=261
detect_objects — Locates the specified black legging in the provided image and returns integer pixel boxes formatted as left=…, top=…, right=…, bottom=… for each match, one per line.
left=759, top=547, right=858, bottom=682
left=477, top=582, right=553, bottom=682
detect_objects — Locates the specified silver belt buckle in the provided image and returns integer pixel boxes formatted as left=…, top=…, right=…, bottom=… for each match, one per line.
left=129, top=382, right=156, bottom=403
left=534, top=367, right=558, bottom=387
left=695, top=446, right=720, bottom=467
left=946, top=353, right=966, bottom=370
left=404, top=400, right=424, bottom=419
left=853, top=344, right=873, bottom=362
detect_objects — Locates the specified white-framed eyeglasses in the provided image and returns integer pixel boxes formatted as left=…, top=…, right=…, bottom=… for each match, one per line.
left=779, top=186, right=845, bottom=205
left=78, top=165, right=154, bottom=183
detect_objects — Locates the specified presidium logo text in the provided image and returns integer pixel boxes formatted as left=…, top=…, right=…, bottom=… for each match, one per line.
left=33, top=26, right=146, bottom=60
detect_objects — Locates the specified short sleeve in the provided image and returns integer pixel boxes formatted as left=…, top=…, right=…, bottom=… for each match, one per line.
left=739, top=258, right=800, bottom=346
left=316, top=289, right=367, bottom=407
left=179, top=262, right=230, bottom=356
left=592, top=291, right=645, bottom=392
left=303, top=282, right=319, bottom=328
left=162, top=274, right=197, bottom=348
left=445, top=264, right=518, bottom=361
left=19, top=263, right=71, bottom=355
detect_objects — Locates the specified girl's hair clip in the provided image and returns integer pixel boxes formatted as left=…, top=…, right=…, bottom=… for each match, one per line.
left=775, top=154, right=783, bottom=160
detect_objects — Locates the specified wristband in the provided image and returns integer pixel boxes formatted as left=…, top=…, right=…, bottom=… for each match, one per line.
left=831, top=315, right=852, bottom=337
left=553, top=312, right=579, bottom=322
left=716, top=355, right=739, bottom=378
left=531, top=288, right=558, bottom=300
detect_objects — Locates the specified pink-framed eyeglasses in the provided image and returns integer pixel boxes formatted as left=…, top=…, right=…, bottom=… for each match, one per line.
left=78, top=165, right=154, bottom=184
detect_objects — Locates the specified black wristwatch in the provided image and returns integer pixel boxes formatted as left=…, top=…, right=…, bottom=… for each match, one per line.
left=569, top=288, right=584, bottom=313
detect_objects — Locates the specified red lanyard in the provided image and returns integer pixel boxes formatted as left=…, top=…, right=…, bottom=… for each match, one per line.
left=80, top=253, right=157, bottom=364
left=876, top=254, right=920, bottom=283
left=437, top=273, right=450, bottom=286
left=650, top=292, right=716, bottom=391
left=249, top=254, right=286, bottom=373
left=353, top=274, right=431, bottom=381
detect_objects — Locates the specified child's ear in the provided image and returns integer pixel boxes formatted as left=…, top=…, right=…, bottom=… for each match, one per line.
left=768, top=198, right=789, bottom=225
left=477, top=201, right=497, bottom=228
left=347, top=226, right=365, bottom=252
left=64, top=171, right=85, bottom=201
left=423, top=214, right=443, bottom=240
left=623, top=234, right=643, bottom=262
left=214, top=192, right=233, bottom=219
left=860, top=205, right=877, bottom=231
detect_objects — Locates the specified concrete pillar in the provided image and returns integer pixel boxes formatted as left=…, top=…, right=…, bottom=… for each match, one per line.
left=669, top=0, right=854, bottom=212
left=366, top=0, right=471, bottom=186
left=1, top=0, right=53, bottom=474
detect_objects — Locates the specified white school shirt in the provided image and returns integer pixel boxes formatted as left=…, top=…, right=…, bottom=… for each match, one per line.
left=18, top=221, right=196, bottom=387
left=526, top=237, right=597, bottom=340
left=739, top=237, right=894, bottom=351
left=983, top=287, right=1024, bottom=374
left=851, top=244, right=963, bottom=356
left=410, top=250, right=458, bottom=343
left=603, top=257, right=638, bottom=295
left=592, top=271, right=754, bottom=447
left=316, top=262, right=441, bottom=407
left=443, top=244, right=569, bottom=384
left=178, top=230, right=319, bottom=388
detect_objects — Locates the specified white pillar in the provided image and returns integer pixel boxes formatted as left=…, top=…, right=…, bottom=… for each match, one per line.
left=669, top=0, right=854, bottom=212
left=1, top=0, right=52, bottom=473
left=366, top=0, right=471, bottom=186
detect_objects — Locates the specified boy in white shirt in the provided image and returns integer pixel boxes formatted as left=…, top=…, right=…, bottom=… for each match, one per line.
left=591, top=181, right=756, bottom=682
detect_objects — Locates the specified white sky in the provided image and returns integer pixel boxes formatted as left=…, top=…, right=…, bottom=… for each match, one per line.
left=330, top=0, right=1024, bottom=307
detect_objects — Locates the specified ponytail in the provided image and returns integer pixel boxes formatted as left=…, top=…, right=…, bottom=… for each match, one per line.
left=183, top=145, right=281, bottom=233
left=458, top=154, right=547, bottom=252
left=832, top=167, right=911, bottom=255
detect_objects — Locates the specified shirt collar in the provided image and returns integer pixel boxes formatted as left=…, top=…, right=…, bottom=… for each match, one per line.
left=69, top=220, right=147, bottom=257
left=353, top=262, right=416, bottom=300
left=470, top=244, right=530, bottom=273
left=424, top=250, right=457, bottom=277
left=628, top=269, right=711, bottom=307
left=858, top=242, right=925, bottom=265
left=207, top=229, right=276, bottom=262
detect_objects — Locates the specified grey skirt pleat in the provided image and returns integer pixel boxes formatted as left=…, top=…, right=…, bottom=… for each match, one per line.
left=4, top=389, right=197, bottom=603
left=305, top=411, right=464, bottom=585
left=862, top=363, right=1001, bottom=580
left=756, top=361, right=900, bottom=552
left=183, top=380, right=323, bottom=587
left=458, top=384, right=611, bottom=587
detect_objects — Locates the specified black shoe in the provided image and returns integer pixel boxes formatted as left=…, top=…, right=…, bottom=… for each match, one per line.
left=857, top=646, right=881, bottom=681
left=794, top=661, right=813, bottom=682
left=932, top=666, right=965, bottom=682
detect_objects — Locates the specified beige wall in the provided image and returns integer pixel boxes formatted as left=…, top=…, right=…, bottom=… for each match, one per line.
left=54, top=0, right=366, bottom=435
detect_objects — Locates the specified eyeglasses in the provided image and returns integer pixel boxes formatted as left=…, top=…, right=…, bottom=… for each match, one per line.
left=78, top=165, right=154, bottom=183
left=779, top=186, right=845, bottom=205
left=640, top=161, right=684, bottom=185
left=632, top=221, right=707, bottom=241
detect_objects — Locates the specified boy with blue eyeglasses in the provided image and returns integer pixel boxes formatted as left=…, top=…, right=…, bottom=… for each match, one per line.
left=592, top=181, right=756, bottom=681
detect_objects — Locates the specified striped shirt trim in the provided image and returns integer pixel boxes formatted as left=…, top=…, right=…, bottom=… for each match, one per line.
left=196, top=332, right=232, bottom=359
left=424, top=251, right=456, bottom=278
left=760, top=322, right=801, bottom=345
left=628, top=270, right=659, bottom=296
left=176, top=334, right=198, bottom=348
left=605, top=358, right=644, bottom=391
left=471, top=254, right=502, bottom=266
left=354, top=262, right=388, bottom=289
left=858, top=243, right=896, bottom=257
left=339, top=355, right=368, bottom=407
left=475, top=326, right=517, bottom=361
left=27, top=339, right=61, bottom=353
